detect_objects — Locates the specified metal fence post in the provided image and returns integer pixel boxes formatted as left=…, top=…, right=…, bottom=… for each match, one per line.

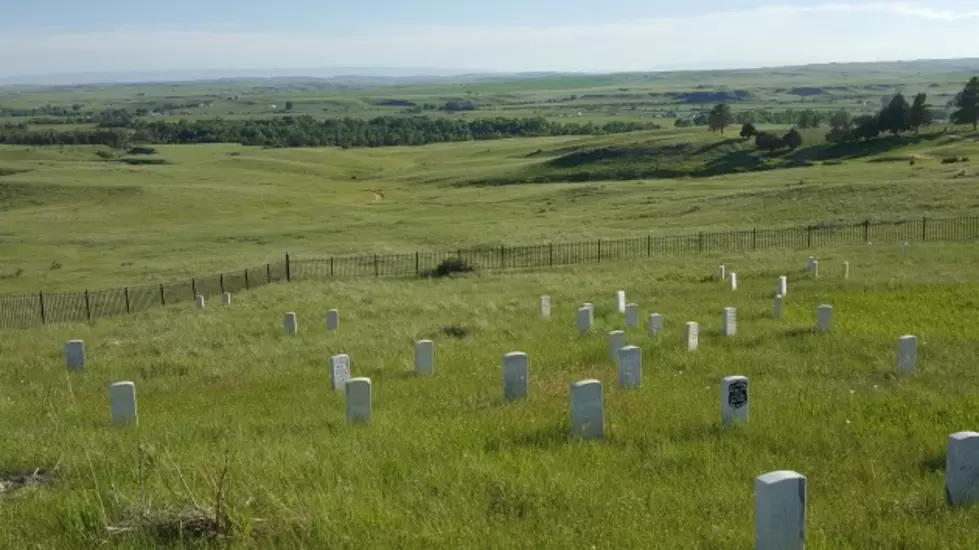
left=285, top=253, right=292, bottom=282
left=331, top=257, right=335, bottom=277
left=549, top=243, right=554, bottom=266
left=698, top=233, right=704, bottom=253
left=922, top=216, right=927, bottom=241
left=219, top=274, right=225, bottom=294
left=414, top=252, right=419, bottom=276
left=752, top=228, right=757, bottom=250
left=807, top=226, right=813, bottom=248
left=38, top=292, right=46, bottom=324
left=266, top=264, right=272, bottom=284
left=864, top=219, right=870, bottom=242
left=124, top=287, right=131, bottom=313
left=597, top=239, right=602, bottom=263
left=374, top=254, right=379, bottom=277
left=84, top=290, right=92, bottom=321
left=191, top=277, right=197, bottom=298
left=160, top=284, right=166, bottom=306
left=244, top=269, right=250, bottom=290
left=500, top=245, right=505, bottom=269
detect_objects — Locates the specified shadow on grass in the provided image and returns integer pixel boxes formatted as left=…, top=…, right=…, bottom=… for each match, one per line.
left=920, top=451, right=946, bottom=475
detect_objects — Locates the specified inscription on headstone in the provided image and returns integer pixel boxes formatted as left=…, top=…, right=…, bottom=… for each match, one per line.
left=109, top=381, right=138, bottom=425
left=608, top=330, right=625, bottom=362
left=284, top=312, right=298, bottom=335
left=570, top=379, right=604, bottom=439
left=617, top=346, right=641, bottom=389
left=415, top=340, right=434, bottom=375
left=502, top=352, right=529, bottom=402
left=624, top=304, right=639, bottom=328
left=65, top=340, right=85, bottom=372
left=647, top=313, right=664, bottom=337
left=755, top=470, right=807, bottom=550
left=897, top=335, right=917, bottom=374
left=330, top=354, right=351, bottom=391
left=576, top=307, right=592, bottom=336
left=722, top=307, right=737, bottom=337
left=816, top=305, right=833, bottom=333
left=345, top=377, right=372, bottom=423
left=326, top=309, right=339, bottom=332
left=539, top=295, right=551, bottom=319
left=686, top=322, right=699, bottom=351
left=721, top=375, right=749, bottom=425
left=947, top=432, right=979, bottom=506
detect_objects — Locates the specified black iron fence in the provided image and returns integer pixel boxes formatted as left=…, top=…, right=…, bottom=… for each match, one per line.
left=1, top=216, right=975, bottom=329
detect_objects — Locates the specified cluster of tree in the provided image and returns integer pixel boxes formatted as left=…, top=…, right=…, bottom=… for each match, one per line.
left=0, top=115, right=659, bottom=149
left=738, top=124, right=804, bottom=152
left=0, top=104, right=85, bottom=117
left=677, top=108, right=834, bottom=130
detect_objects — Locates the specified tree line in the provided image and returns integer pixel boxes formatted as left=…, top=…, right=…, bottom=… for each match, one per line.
left=0, top=115, right=660, bottom=149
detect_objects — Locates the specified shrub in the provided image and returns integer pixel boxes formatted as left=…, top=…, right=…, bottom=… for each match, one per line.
left=127, top=146, right=158, bottom=155
left=423, top=257, right=475, bottom=278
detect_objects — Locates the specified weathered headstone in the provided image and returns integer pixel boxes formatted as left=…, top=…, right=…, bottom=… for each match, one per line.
left=584, top=302, right=595, bottom=324
left=807, top=256, right=816, bottom=273
left=774, top=294, right=783, bottom=319
left=843, top=261, right=850, bottom=280
left=778, top=276, right=788, bottom=296
left=608, top=330, right=625, bottom=362
left=903, top=241, right=909, bottom=255
left=326, top=309, right=339, bottom=332
left=729, top=272, right=738, bottom=291
left=330, top=354, right=350, bottom=391
left=109, top=381, right=138, bottom=425
left=576, top=307, right=592, bottom=336
left=345, top=377, right=372, bottom=423
left=616, top=291, right=626, bottom=314
left=946, top=432, right=979, bottom=506
left=539, top=295, right=551, bottom=319
left=569, top=379, right=603, bottom=439
left=222, top=292, right=231, bottom=306
left=755, top=470, right=807, bottom=550
left=722, top=307, right=737, bottom=337
left=502, top=352, right=529, bottom=402
left=685, top=322, right=699, bottom=351
left=65, top=340, right=85, bottom=372
left=897, top=335, right=917, bottom=374
left=415, top=340, right=434, bottom=375
left=721, top=375, right=749, bottom=425
left=718, top=265, right=726, bottom=281
left=617, top=346, right=641, bottom=389
left=811, top=260, right=819, bottom=279
left=647, top=313, right=664, bottom=337
left=195, top=295, right=205, bottom=309
left=284, top=312, right=298, bottom=335
left=816, top=305, right=833, bottom=333
left=624, top=303, right=639, bottom=328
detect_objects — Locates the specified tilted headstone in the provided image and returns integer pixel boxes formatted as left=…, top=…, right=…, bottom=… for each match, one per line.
left=608, top=330, right=625, bottom=362
left=222, top=292, right=231, bottom=306
left=65, top=340, right=85, bottom=372
left=722, top=307, right=737, bottom=337
left=774, top=294, right=783, bottom=319
left=284, top=312, right=298, bottom=335
left=897, top=335, right=917, bottom=374
left=843, top=261, right=850, bottom=280
left=729, top=272, right=737, bottom=291
left=569, top=379, right=603, bottom=439
left=755, top=470, right=806, bottom=550
left=617, top=346, right=641, bottom=389
left=415, top=340, right=434, bottom=375
left=576, top=307, right=592, bottom=336
left=330, top=354, right=350, bottom=391
left=195, top=295, right=205, bottom=309
left=946, top=432, right=979, bottom=506
left=109, top=381, right=138, bottom=425
left=502, top=352, right=529, bottom=402
left=721, top=375, right=749, bottom=425
left=616, top=291, right=626, bottom=314
left=718, top=265, right=726, bottom=281
left=647, top=313, right=664, bottom=337
left=539, top=295, right=551, bottom=319
left=811, top=260, right=819, bottom=279
left=686, top=322, right=699, bottom=351
left=816, top=305, right=833, bottom=333
left=778, top=276, right=788, bottom=296
left=624, top=304, right=639, bottom=328
left=345, top=377, right=372, bottom=423
left=326, top=309, right=339, bottom=332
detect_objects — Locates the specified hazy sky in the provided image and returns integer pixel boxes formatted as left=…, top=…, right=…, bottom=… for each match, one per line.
left=3, top=0, right=979, bottom=77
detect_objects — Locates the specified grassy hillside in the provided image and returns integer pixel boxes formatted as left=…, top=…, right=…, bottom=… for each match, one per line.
left=2, top=243, right=979, bottom=547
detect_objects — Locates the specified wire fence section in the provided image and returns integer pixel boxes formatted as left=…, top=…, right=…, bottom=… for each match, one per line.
left=2, top=216, right=977, bottom=329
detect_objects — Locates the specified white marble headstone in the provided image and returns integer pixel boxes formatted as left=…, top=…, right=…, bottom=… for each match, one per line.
left=807, top=256, right=816, bottom=273
left=65, top=340, right=85, bottom=372
left=897, top=335, right=917, bottom=374
left=718, top=265, right=726, bottom=281
left=721, top=375, right=749, bottom=425
left=415, top=340, right=434, bottom=375
left=284, top=312, right=298, bottom=335
left=947, top=431, right=979, bottom=506
left=222, top=292, right=231, bottom=306
left=576, top=307, right=592, bottom=336
left=570, top=379, right=603, bottom=439
left=755, top=470, right=806, bottom=550
left=326, top=309, right=339, bottom=332
left=686, top=322, right=699, bottom=351
left=330, top=354, right=350, bottom=391
left=903, top=242, right=909, bottom=255
left=647, top=313, right=664, bottom=337
left=109, top=381, right=138, bottom=425
left=502, top=352, right=528, bottom=402
left=778, top=276, right=788, bottom=296
left=722, top=307, right=737, bottom=337
left=608, top=330, right=625, bottom=362
left=539, top=295, right=551, bottom=319
left=345, top=377, right=372, bottom=423
left=617, top=346, right=641, bottom=389
left=616, top=291, right=626, bottom=314
left=811, top=260, right=819, bottom=279
left=195, top=295, right=205, bottom=309
left=816, top=305, right=833, bottom=333
left=774, top=294, right=783, bottom=319
left=624, top=304, right=639, bottom=328
left=729, top=272, right=737, bottom=291
left=584, top=302, right=595, bottom=324
left=843, top=261, right=850, bottom=280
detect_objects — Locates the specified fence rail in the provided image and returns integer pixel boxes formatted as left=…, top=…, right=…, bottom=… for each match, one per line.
left=1, top=216, right=976, bottom=329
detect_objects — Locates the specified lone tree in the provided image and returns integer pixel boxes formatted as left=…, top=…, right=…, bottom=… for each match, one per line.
left=285, top=101, right=295, bottom=111
left=707, top=104, right=734, bottom=134
left=782, top=128, right=803, bottom=150
left=739, top=123, right=757, bottom=139
left=878, top=93, right=912, bottom=135
left=952, top=77, right=979, bottom=130
left=909, top=93, right=933, bottom=133
left=829, top=109, right=851, bottom=130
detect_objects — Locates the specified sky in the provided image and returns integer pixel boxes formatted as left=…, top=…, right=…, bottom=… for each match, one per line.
left=2, top=0, right=979, bottom=78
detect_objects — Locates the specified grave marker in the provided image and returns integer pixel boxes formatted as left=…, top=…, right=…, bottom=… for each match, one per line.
left=617, top=346, right=641, bottom=389
left=415, top=340, right=434, bottom=375
left=946, top=432, right=979, bottom=506
left=624, top=304, right=639, bottom=328
left=569, top=379, right=603, bottom=439
left=65, top=340, right=85, bottom=372
left=539, top=295, right=551, bottom=319
left=811, top=260, right=819, bottom=279
left=326, top=309, right=339, bottom=332
left=576, top=307, right=592, bottom=336
left=807, top=256, right=816, bottom=273
left=647, top=313, right=664, bottom=337
left=345, top=377, right=372, bottom=423
left=816, top=305, right=833, bottom=333
left=843, top=261, right=850, bottom=280
left=719, top=265, right=726, bottom=281
left=195, top=295, right=205, bottom=309
left=222, top=292, right=231, bottom=306
left=721, top=375, right=749, bottom=425
left=903, top=242, right=909, bottom=255
left=109, top=381, right=138, bottom=425
left=897, top=335, right=917, bottom=374
left=608, top=330, right=625, bottom=362
left=584, top=302, right=595, bottom=324
left=502, top=352, right=529, bottom=402
left=686, top=322, right=699, bottom=351
left=616, top=291, right=626, bottom=314
left=755, top=470, right=807, bottom=550
left=284, top=312, right=298, bottom=335
left=778, top=276, right=788, bottom=296
left=330, top=354, right=350, bottom=391
left=729, top=272, right=738, bottom=291
left=722, top=307, right=737, bottom=337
